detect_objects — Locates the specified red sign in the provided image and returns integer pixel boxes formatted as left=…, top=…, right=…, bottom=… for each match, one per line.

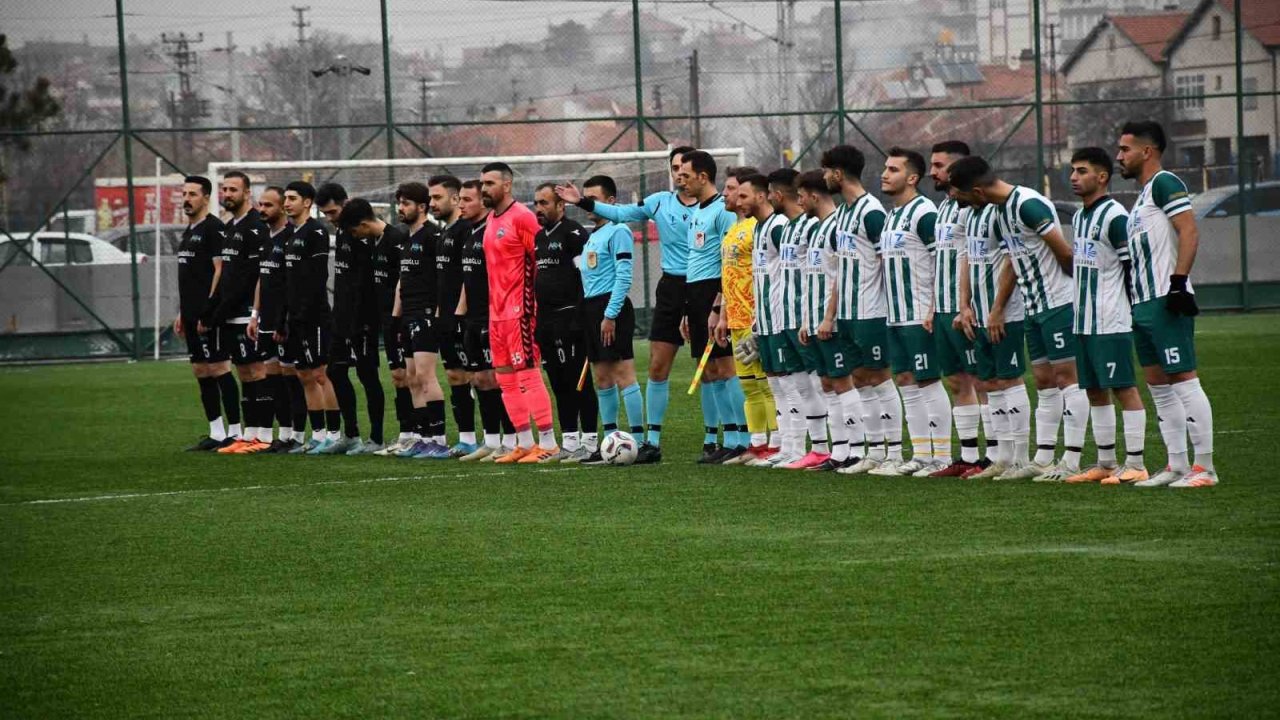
left=93, top=177, right=187, bottom=231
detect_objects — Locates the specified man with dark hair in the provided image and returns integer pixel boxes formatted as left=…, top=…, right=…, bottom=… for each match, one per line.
left=456, top=179, right=516, bottom=462
left=281, top=180, right=342, bottom=453
left=481, top=164, right=560, bottom=463
left=426, top=174, right=481, bottom=458
left=1062, top=147, right=1149, bottom=485
left=872, top=147, right=948, bottom=476
left=926, top=140, right=986, bottom=476
left=795, top=169, right=863, bottom=471
left=533, top=180, right=598, bottom=462
left=316, top=185, right=385, bottom=455
left=175, top=175, right=238, bottom=450
left=555, top=146, right=699, bottom=460
left=821, top=145, right=895, bottom=475
left=677, top=149, right=748, bottom=464
left=948, top=155, right=1083, bottom=481
left=247, top=185, right=306, bottom=452
left=209, top=171, right=272, bottom=453
left=576, top=175, right=644, bottom=464
left=393, top=181, right=451, bottom=459
left=714, top=165, right=779, bottom=464
left=1116, top=120, right=1216, bottom=487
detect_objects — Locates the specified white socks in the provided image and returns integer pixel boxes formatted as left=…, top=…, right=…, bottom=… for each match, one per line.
left=209, top=417, right=226, bottom=441
left=1149, top=383, right=1189, bottom=472
left=979, top=403, right=993, bottom=459
left=839, top=388, right=865, bottom=459
left=899, top=384, right=929, bottom=460
left=859, top=385, right=885, bottom=460
left=787, top=373, right=828, bottom=454
left=1173, top=378, right=1214, bottom=471
left=954, top=404, right=981, bottom=463
left=561, top=431, right=580, bottom=452
left=766, top=376, right=786, bottom=450
left=922, top=381, right=952, bottom=462
left=484, top=432, right=501, bottom=450
left=1034, top=386, right=1062, bottom=465
left=875, top=379, right=904, bottom=461
left=1091, top=404, right=1118, bottom=468
left=1122, top=409, right=1146, bottom=468
left=825, top=391, right=848, bottom=461
left=1061, top=384, right=1089, bottom=469
left=1006, top=384, right=1032, bottom=465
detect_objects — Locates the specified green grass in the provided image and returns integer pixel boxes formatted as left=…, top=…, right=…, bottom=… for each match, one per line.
left=2, top=314, right=1279, bottom=719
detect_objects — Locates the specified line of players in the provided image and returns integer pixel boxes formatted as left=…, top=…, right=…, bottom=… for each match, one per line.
left=174, top=119, right=1216, bottom=486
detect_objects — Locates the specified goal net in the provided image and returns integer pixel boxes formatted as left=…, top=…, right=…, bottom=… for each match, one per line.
left=208, top=148, right=746, bottom=328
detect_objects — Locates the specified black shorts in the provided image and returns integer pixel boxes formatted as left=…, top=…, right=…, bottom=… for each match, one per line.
left=285, top=320, right=330, bottom=370
left=461, top=317, right=493, bottom=372
left=224, top=322, right=266, bottom=366
left=648, top=272, right=687, bottom=346
left=184, top=318, right=228, bottom=364
left=579, top=294, right=635, bottom=363
left=381, top=317, right=406, bottom=371
left=329, top=327, right=379, bottom=367
left=686, top=278, right=732, bottom=360
left=537, top=306, right=586, bottom=373
left=437, top=315, right=467, bottom=370
left=405, top=313, right=439, bottom=355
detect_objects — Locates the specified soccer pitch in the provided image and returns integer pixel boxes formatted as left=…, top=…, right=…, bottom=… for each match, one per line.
left=2, top=314, right=1279, bottom=718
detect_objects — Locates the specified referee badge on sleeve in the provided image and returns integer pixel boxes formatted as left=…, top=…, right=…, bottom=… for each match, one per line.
left=586, top=251, right=598, bottom=269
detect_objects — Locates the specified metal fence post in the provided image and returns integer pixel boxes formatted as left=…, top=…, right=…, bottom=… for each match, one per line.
left=631, top=0, right=652, bottom=318
left=834, top=0, right=845, bottom=144
left=1235, top=0, right=1250, bottom=311
left=115, top=0, right=142, bottom=360
left=1033, top=0, right=1045, bottom=194
left=380, top=0, right=396, bottom=183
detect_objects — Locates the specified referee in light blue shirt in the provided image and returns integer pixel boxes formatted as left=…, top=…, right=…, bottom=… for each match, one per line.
left=576, top=175, right=645, bottom=464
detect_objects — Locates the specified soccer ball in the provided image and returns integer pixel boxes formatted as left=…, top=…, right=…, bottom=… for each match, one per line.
left=599, top=430, right=639, bottom=466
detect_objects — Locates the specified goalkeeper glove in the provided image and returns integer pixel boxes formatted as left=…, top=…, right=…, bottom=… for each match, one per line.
left=1165, top=274, right=1199, bottom=317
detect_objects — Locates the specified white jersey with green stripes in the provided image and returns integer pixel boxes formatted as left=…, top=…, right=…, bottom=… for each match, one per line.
left=834, top=192, right=888, bottom=321
left=1127, top=169, right=1194, bottom=303
left=751, top=212, right=788, bottom=336
left=881, top=195, right=937, bottom=327
left=1072, top=197, right=1132, bottom=335
left=802, top=211, right=840, bottom=333
left=778, top=213, right=814, bottom=331
left=966, top=204, right=1025, bottom=327
left=995, top=185, right=1073, bottom=316
left=933, top=197, right=965, bottom=314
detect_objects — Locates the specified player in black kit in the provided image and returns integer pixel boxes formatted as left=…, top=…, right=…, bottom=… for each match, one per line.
left=209, top=171, right=273, bottom=454
left=281, top=181, right=341, bottom=454
left=392, top=181, right=451, bottom=459
left=247, top=185, right=307, bottom=453
left=316, top=183, right=386, bottom=455
left=174, top=175, right=240, bottom=451
left=532, top=183, right=599, bottom=462
left=429, top=175, right=482, bottom=458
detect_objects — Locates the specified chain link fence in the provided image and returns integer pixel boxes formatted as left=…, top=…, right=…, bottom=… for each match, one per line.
left=1, top=0, right=1277, bottom=361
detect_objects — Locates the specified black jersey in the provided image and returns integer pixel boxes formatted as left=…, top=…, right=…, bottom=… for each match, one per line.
left=373, top=224, right=407, bottom=320
left=435, top=217, right=469, bottom=317
left=332, top=229, right=376, bottom=337
left=534, top=218, right=588, bottom=312
left=257, top=223, right=292, bottom=333
left=284, top=218, right=332, bottom=324
left=208, top=208, right=269, bottom=325
left=398, top=223, right=441, bottom=318
left=177, top=214, right=226, bottom=320
left=460, top=219, right=489, bottom=321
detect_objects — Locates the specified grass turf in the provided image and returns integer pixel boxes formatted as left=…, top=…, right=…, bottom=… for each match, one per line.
left=1, top=313, right=1279, bottom=718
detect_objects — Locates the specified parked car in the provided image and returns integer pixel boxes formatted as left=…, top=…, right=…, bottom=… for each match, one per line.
left=1189, top=180, right=1280, bottom=284
left=0, top=232, right=147, bottom=267
left=101, top=224, right=187, bottom=256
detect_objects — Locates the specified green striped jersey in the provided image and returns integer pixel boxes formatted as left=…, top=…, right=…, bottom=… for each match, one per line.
left=834, top=192, right=888, bottom=321
left=1127, top=170, right=1193, bottom=303
left=966, top=204, right=1024, bottom=328
left=933, top=197, right=965, bottom=314
left=802, top=211, right=840, bottom=333
left=751, top=212, right=789, bottom=336
left=1071, top=197, right=1132, bottom=334
left=881, top=195, right=937, bottom=327
left=778, top=213, right=814, bottom=331
left=995, top=185, right=1072, bottom=316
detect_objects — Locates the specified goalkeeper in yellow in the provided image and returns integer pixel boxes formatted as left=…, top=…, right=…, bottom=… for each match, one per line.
left=711, top=166, right=780, bottom=464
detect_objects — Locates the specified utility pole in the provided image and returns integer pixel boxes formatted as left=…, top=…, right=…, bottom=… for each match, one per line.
left=312, top=55, right=371, bottom=160
left=160, top=31, right=209, bottom=166
left=1047, top=23, right=1059, bottom=174
left=777, top=1, right=799, bottom=166
left=414, top=74, right=459, bottom=155
left=213, top=31, right=240, bottom=161
left=688, top=49, right=701, bottom=147
left=292, top=6, right=312, bottom=160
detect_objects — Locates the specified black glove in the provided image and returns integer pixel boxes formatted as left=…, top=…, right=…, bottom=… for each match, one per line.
left=1165, top=274, right=1199, bottom=317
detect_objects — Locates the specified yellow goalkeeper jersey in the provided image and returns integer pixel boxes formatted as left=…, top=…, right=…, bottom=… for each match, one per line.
left=721, top=215, right=757, bottom=330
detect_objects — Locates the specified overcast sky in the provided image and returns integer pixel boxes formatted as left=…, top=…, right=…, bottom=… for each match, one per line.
left=3, top=0, right=824, bottom=61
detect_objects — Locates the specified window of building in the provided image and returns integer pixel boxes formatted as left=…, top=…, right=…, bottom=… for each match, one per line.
left=1176, top=74, right=1205, bottom=112
left=1212, top=15, right=1221, bottom=40
left=1107, top=34, right=1116, bottom=54
left=1244, top=77, right=1258, bottom=111
left=1215, top=75, right=1223, bottom=91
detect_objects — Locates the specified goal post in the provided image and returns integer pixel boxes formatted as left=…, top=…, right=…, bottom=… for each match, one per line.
left=207, top=147, right=747, bottom=331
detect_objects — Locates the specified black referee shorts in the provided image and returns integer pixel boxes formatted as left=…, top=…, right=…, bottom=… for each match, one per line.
left=536, top=306, right=585, bottom=373
left=686, top=277, right=732, bottom=361
left=580, top=294, right=635, bottom=363
left=648, top=272, right=687, bottom=346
